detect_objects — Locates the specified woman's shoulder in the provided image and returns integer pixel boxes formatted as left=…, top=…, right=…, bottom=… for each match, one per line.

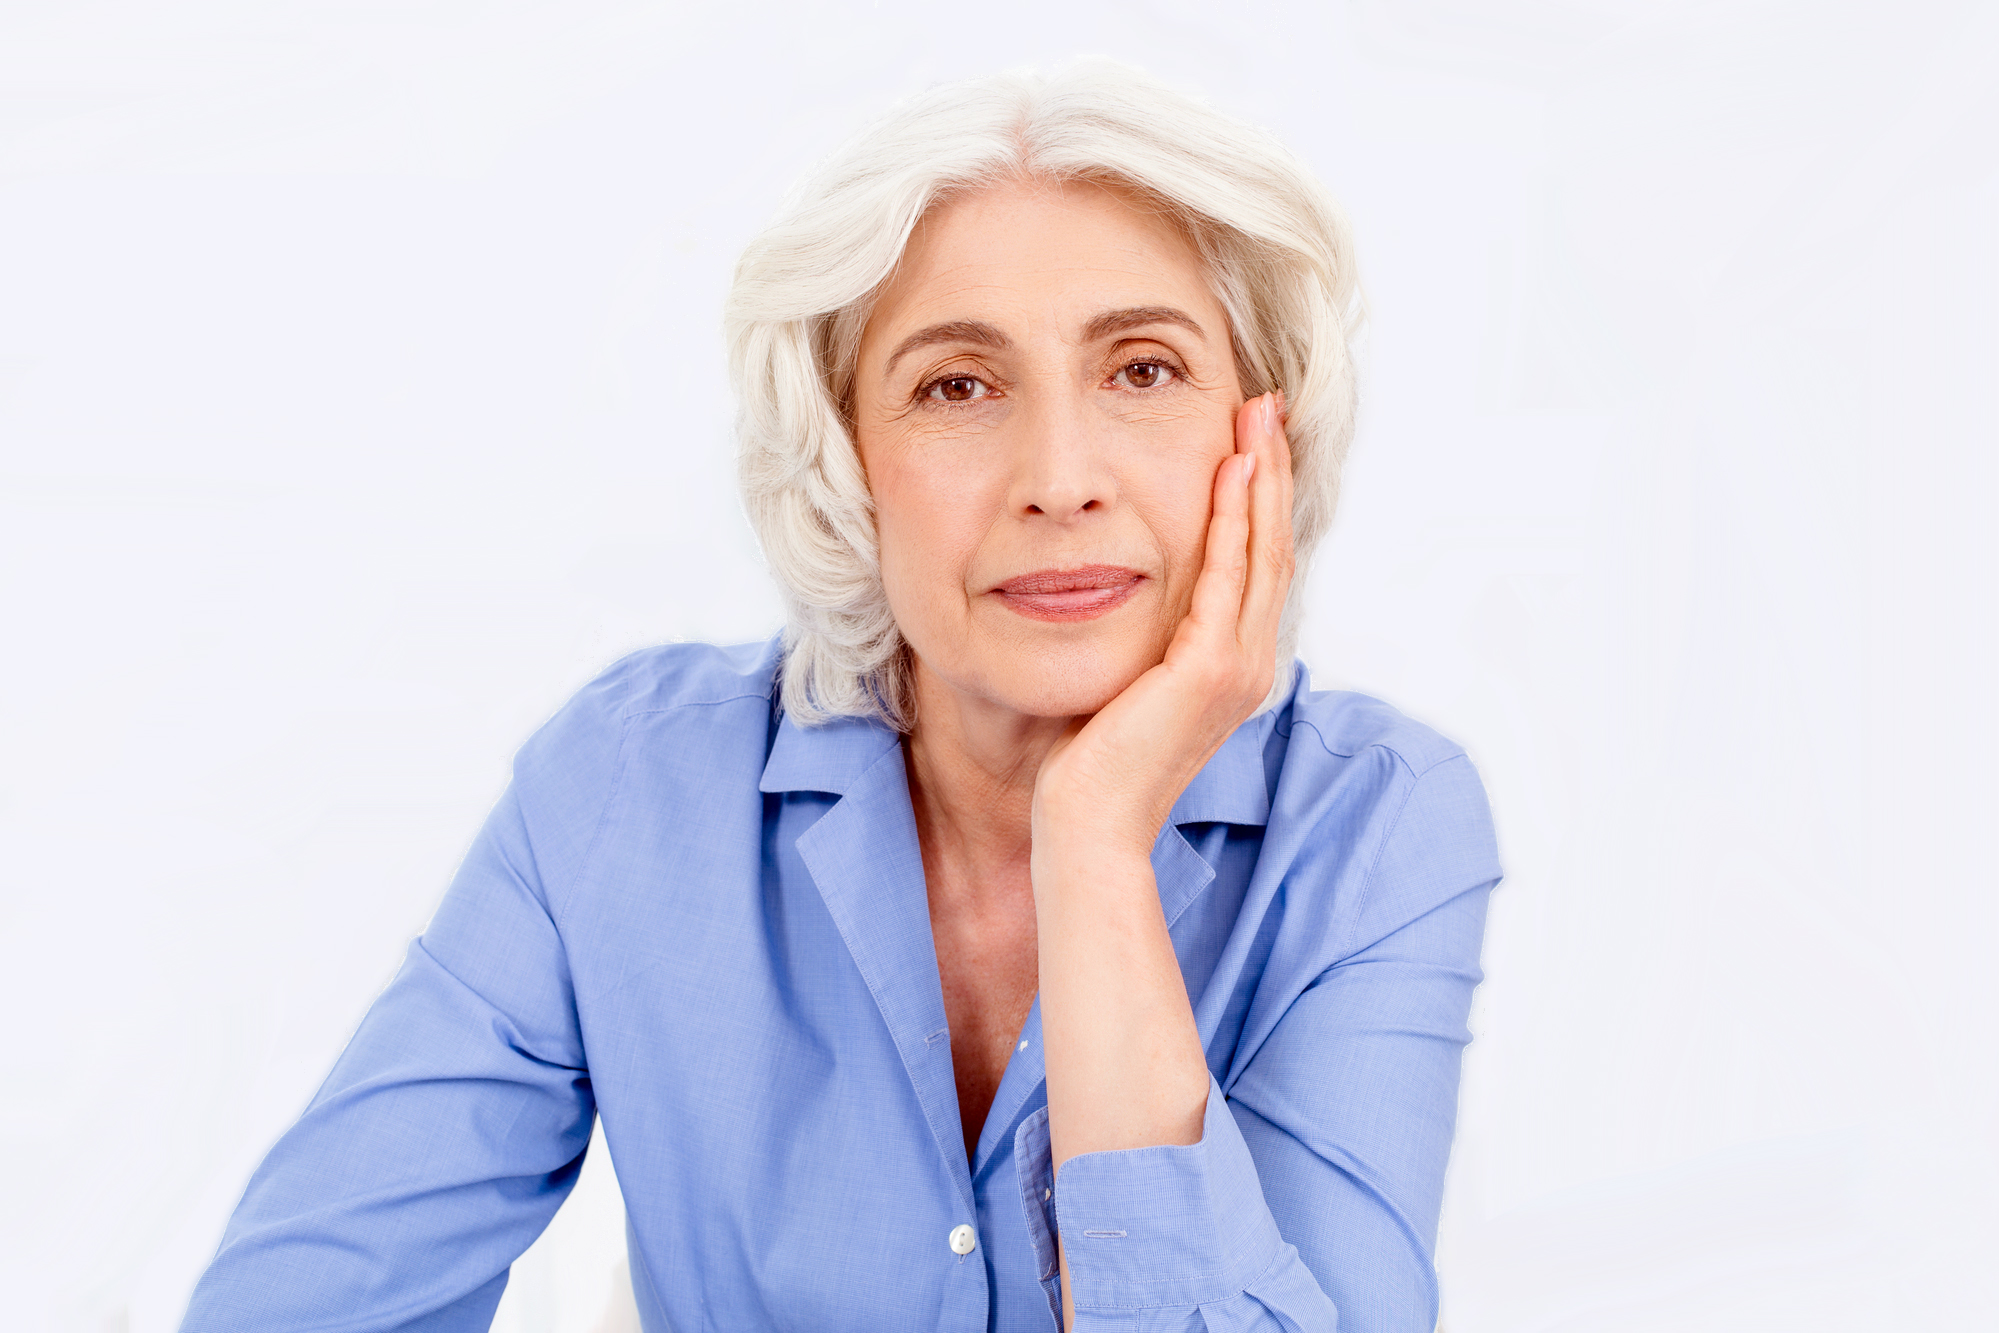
left=1269, top=668, right=1501, bottom=947
left=512, top=635, right=782, bottom=788
left=558, top=635, right=782, bottom=725
left=1278, top=670, right=1470, bottom=784
left=492, top=637, right=783, bottom=891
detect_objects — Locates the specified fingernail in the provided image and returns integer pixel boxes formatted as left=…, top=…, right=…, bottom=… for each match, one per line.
left=1260, top=393, right=1277, bottom=433
left=1243, top=453, right=1257, bottom=484
left=1274, top=390, right=1287, bottom=419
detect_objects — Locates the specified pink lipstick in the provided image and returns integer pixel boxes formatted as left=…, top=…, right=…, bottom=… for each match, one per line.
left=991, top=565, right=1145, bottom=622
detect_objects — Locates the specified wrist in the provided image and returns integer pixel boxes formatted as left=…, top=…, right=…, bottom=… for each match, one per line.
left=1029, top=822, right=1157, bottom=901
left=1032, top=796, right=1158, bottom=858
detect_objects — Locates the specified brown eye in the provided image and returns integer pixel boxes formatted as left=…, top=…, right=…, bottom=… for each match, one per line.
left=927, top=375, right=992, bottom=403
left=1115, top=361, right=1176, bottom=390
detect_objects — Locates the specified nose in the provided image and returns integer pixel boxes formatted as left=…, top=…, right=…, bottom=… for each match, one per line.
left=1005, top=395, right=1113, bottom=523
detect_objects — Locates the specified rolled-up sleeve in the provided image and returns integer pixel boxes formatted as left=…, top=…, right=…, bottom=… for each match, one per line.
left=1016, top=752, right=1499, bottom=1332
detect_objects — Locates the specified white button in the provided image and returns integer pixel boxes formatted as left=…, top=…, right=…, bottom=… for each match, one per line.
left=1043, top=1188, right=1051, bottom=1201
left=1018, top=1040, right=1029, bottom=1051
left=948, top=1223, right=977, bottom=1255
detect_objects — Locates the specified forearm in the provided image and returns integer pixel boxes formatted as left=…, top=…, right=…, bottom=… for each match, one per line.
left=1035, top=840, right=1209, bottom=1163
left=1034, top=834, right=1211, bottom=1328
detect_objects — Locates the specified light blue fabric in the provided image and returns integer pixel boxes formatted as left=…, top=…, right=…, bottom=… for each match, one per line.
left=181, top=636, right=1500, bottom=1333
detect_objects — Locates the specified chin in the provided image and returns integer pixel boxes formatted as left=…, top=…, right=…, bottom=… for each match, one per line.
left=975, top=637, right=1156, bottom=718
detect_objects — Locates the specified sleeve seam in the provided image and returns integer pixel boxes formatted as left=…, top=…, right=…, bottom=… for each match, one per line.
left=617, top=690, right=774, bottom=721
left=1345, top=751, right=1483, bottom=961
left=1339, top=756, right=1423, bottom=958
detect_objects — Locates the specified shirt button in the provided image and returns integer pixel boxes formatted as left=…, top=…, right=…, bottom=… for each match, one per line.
left=948, top=1223, right=977, bottom=1255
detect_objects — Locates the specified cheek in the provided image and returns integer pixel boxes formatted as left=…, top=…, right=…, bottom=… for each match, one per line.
left=1126, top=437, right=1232, bottom=582
left=869, top=458, right=986, bottom=618
left=1168, top=465, right=1221, bottom=553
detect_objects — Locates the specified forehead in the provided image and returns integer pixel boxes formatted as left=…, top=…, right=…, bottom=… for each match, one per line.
left=862, top=177, right=1223, bottom=348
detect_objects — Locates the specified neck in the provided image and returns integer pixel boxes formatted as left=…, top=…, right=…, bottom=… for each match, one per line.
left=902, top=660, right=1077, bottom=893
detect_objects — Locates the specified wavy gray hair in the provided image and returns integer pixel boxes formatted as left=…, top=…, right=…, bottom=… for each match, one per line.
left=726, top=62, right=1362, bottom=728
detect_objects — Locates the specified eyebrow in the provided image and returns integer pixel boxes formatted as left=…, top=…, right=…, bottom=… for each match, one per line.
left=1081, top=305, right=1208, bottom=343
left=881, top=306, right=1211, bottom=379
left=883, top=320, right=1012, bottom=376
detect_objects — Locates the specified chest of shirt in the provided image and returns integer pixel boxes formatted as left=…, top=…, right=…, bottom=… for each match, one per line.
left=518, top=688, right=1361, bottom=1330
left=535, top=777, right=1273, bottom=1330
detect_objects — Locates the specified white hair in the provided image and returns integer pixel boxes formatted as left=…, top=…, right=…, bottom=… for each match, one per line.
left=726, top=61, right=1362, bottom=728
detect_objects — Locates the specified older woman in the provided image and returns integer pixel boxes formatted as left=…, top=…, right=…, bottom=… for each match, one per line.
left=182, top=64, right=1500, bottom=1333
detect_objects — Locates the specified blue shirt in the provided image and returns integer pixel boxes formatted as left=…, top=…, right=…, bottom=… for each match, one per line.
left=181, top=636, right=1500, bottom=1333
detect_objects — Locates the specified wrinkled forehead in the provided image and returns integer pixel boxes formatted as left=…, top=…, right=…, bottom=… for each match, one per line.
left=858, top=176, right=1226, bottom=361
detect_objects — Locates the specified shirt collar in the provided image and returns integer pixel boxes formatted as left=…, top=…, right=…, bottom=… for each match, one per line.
left=1167, top=708, right=1274, bottom=827
left=760, top=695, right=1278, bottom=829
left=758, top=709, right=900, bottom=796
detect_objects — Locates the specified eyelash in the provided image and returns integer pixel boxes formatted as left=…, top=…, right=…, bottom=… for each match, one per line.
left=1110, top=358, right=1183, bottom=391
left=920, top=373, right=998, bottom=404
left=916, top=357, right=1187, bottom=404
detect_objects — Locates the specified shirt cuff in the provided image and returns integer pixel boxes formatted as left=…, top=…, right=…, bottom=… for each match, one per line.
left=1014, top=1075, right=1286, bottom=1315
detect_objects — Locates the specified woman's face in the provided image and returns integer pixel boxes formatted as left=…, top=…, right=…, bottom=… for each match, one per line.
left=853, top=178, right=1244, bottom=721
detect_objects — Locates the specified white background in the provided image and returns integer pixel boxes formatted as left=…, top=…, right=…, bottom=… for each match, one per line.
left=2, top=3, right=1993, bottom=1330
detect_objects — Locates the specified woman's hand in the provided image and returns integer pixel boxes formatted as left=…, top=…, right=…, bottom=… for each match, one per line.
left=1031, top=390, right=1295, bottom=857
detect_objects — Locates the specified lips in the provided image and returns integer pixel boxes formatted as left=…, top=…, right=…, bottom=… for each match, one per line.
left=990, top=565, right=1145, bottom=622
